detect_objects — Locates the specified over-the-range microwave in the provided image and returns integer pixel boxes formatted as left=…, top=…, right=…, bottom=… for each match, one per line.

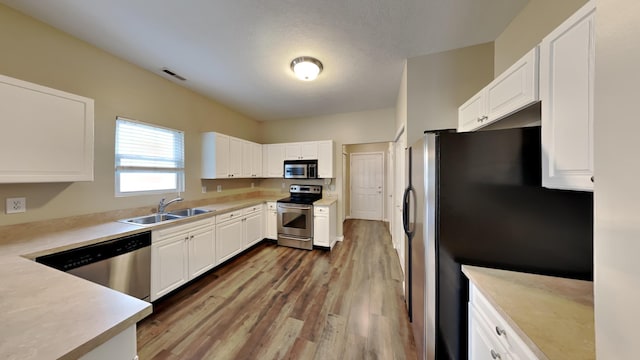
left=283, top=160, right=318, bottom=179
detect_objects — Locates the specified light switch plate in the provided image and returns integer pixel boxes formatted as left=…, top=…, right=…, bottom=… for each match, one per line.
left=6, top=197, right=26, bottom=214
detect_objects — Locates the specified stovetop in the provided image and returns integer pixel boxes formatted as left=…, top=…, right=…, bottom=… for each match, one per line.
left=277, top=195, right=321, bottom=205
left=277, top=184, right=322, bottom=205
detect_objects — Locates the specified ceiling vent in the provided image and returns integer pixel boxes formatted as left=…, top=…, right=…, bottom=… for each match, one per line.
left=161, top=68, right=186, bottom=81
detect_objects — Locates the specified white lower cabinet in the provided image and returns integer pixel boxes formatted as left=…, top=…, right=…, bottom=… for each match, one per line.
left=468, top=283, right=538, bottom=360
left=243, top=205, right=263, bottom=248
left=469, top=304, right=511, bottom=360
left=80, top=325, right=137, bottom=360
left=151, top=218, right=215, bottom=301
left=216, top=205, right=265, bottom=263
left=265, top=202, right=278, bottom=240
left=188, top=225, right=217, bottom=278
left=216, top=210, right=243, bottom=264
left=314, top=202, right=337, bottom=248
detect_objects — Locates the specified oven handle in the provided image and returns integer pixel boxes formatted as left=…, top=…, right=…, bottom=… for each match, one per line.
left=277, top=204, right=312, bottom=210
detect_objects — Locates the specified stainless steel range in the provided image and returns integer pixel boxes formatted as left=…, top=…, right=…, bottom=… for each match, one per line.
left=277, top=184, right=322, bottom=250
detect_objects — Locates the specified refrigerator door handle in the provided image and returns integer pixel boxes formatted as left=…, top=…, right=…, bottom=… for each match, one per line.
left=402, top=186, right=416, bottom=238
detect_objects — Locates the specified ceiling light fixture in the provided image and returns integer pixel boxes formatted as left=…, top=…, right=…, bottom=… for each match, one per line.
left=290, top=56, right=323, bottom=81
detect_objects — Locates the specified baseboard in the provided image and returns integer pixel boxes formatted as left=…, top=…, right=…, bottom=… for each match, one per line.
left=336, top=236, right=344, bottom=242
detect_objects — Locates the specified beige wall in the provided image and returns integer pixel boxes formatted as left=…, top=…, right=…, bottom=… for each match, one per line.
left=0, top=4, right=260, bottom=225
left=594, top=0, right=640, bottom=357
left=494, top=0, right=588, bottom=74
left=406, top=42, right=494, bottom=145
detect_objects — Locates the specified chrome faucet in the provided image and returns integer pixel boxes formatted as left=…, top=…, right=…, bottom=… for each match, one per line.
left=158, top=197, right=183, bottom=214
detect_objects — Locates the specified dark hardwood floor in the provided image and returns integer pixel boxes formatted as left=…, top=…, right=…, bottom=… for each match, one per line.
left=137, top=219, right=417, bottom=359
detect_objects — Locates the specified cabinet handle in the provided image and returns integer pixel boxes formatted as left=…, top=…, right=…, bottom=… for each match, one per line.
left=477, top=117, right=483, bottom=123
left=591, top=176, right=594, bottom=183
left=190, top=235, right=194, bottom=239
left=490, top=350, right=501, bottom=359
left=495, top=326, right=506, bottom=336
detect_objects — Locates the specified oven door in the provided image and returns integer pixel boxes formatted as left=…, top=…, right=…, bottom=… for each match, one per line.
left=277, top=203, right=313, bottom=238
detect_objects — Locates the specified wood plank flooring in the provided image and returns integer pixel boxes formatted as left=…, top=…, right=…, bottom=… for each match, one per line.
left=137, top=219, right=417, bottom=359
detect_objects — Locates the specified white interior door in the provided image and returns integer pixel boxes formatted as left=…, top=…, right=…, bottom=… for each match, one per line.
left=350, top=152, right=384, bottom=220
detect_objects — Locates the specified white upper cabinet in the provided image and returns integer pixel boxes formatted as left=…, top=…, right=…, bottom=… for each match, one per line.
left=0, top=74, right=94, bottom=183
left=285, top=142, right=318, bottom=160
left=202, top=132, right=252, bottom=179
left=264, top=143, right=285, bottom=178
left=317, top=140, right=335, bottom=178
left=458, top=92, right=487, bottom=133
left=458, top=47, right=539, bottom=132
left=250, top=142, right=263, bottom=178
left=241, top=140, right=262, bottom=178
left=540, top=0, right=595, bottom=191
left=206, top=136, right=333, bottom=179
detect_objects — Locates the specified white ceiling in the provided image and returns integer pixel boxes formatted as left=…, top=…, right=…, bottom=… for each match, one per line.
left=0, top=0, right=528, bottom=121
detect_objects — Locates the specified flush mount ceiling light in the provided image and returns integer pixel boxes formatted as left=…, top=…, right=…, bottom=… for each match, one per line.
left=290, top=56, right=323, bottom=81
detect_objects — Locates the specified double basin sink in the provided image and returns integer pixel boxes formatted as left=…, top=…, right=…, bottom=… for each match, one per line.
left=119, top=208, right=211, bottom=226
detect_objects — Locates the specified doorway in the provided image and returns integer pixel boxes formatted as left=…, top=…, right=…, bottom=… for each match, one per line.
left=349, top=152, right=384, bottom=220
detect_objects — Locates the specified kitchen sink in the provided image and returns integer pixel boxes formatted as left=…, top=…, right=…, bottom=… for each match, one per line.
left=119, top=213, right=183, bottom=225
left=118, top=208, right=211, bottom=226
left=168, top=208, right=211, bottom=217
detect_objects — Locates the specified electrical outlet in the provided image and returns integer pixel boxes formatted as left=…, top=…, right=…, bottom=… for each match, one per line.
left=201, top=185, right=207, bottom=193
left=251, top=182, right=255, bottom=188
left=281, top=182, right=285, bottom=189
left=6, top=197, right=26, bottom=214
left=217, top=185, right=222, bottom=192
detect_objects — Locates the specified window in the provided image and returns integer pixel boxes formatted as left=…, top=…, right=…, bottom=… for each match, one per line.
left=115, top=117, right=184, bottom=196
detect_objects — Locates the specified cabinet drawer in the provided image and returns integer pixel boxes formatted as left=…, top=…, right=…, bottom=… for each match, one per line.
left=266, top=202, right=277, bottom=210
left=469, top=303, right=512, bottom=360
left=154, top=217, right=214, bottom=239
left=470, top=284, right=538, bottom=359
left=314, top=206, right=329, bottom=215
left=216, top=210, right=242, bottom=224
left=242, top=205, right=262, bottom=215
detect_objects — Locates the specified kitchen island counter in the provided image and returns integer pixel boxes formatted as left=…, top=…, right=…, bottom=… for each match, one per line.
left=462, top=265, right=594, bottom=360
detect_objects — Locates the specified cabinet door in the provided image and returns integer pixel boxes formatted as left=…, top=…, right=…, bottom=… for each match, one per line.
left=229, top=137, right=243, bottom=178
left=215, top=134, right=230, bottom=178
left=468, top=304, right=512, bottom=360
left=317, top=140, right=334, bottom=178
left=251, top=142, right=262, bottom=177
left=151, top=234, right=188, bottom=301
left=458, top=91, right=487, bottom=132
left=188, top=226, right=216, bottom=279
left=301, top=142, right=318, bottom=159
left=486, top=47, right=539, bottom=122
left=244, top=212, right=263, bottom=248
left=216, top=219, right=243, bottom=263
left=0, top=74, right=94, bottom=183
left=540, top=1, right=595, bottom=191
left=241, top=140, right=252, bottom=178
left=313, top=212, right=329, bottom=247
left=285, top=143, right=302, bottom=160
left=266, top=144, right=285, bottom=177
left=266, top=210, right=278, bottom=240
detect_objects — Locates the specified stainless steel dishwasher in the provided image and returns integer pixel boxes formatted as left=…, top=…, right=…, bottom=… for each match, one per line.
left=36, top=231, right=151, bottom=301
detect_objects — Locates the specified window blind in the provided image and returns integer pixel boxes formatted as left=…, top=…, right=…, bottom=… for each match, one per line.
left=115, top=117, right=184, bottom=195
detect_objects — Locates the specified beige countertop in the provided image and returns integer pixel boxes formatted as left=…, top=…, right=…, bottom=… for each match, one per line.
left=0, top=194, right=282, bottom=359
left=314, top=196, right=338, bottom=206
left=462, top=265, right=595, bottom=360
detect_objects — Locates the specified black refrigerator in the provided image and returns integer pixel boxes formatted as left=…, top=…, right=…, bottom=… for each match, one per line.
left=402, top=126, right=593, bottom=360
